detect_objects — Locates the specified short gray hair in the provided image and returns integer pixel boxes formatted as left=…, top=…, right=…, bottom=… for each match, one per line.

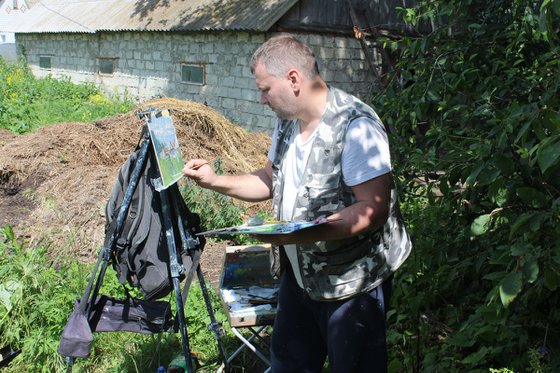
left=250, top=34, right=320, bottom=79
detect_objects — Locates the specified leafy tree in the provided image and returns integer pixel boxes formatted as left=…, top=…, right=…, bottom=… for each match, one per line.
left=375, top=0, right=560, bottom=371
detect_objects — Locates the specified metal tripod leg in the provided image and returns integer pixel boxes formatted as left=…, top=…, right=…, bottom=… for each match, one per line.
left=159, top=187, right=194, bottom=373
left=170, top=187, right=229, bottom=370
left=196, top=265, right=230, bottom=369
left=88, top=136, right=151, bottom=315
left=63, top=136, right=151, bottom=372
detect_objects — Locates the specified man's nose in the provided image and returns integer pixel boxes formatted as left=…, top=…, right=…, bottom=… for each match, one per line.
left=259, top=93, right=268, bottom=105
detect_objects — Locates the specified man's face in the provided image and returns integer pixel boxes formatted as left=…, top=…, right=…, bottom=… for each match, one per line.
left=254, top=61, right=297, bottom=120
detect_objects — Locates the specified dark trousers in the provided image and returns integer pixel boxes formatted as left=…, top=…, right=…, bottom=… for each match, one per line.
left=270, top=269, right=393, bottom=373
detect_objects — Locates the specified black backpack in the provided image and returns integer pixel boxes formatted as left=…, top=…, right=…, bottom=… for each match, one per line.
left=104, top=141, right=204, bottom=301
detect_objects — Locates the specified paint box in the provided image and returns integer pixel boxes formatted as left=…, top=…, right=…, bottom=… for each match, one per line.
left=219, top=245, right=279, bottom=327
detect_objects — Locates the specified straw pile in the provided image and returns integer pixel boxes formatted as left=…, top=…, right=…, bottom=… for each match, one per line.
left=0, top=98, right=271, bottom=261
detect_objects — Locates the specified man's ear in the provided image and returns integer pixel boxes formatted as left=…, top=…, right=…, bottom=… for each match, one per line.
left=287, top=69, right=301, bottom=91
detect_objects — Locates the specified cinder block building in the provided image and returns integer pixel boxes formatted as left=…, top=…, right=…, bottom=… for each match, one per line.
left=2, top=0, right=415, bottom=133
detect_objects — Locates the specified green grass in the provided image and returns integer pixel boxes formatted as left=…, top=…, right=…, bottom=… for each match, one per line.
left=0, top=225, right=245, bottom=372
left=0, top=57, right=133, bottom=134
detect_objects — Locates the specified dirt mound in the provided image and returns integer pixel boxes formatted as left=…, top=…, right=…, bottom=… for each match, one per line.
left=0, top=98, right=271, bottom=262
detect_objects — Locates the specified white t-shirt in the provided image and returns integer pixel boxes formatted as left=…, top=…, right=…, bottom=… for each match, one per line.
left=267, top=117, right=392, bottom=288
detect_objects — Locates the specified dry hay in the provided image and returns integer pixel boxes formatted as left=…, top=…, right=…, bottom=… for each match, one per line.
left=143, top=97, right=266, bottom=173
left=0, top=98, right=271, bottom=261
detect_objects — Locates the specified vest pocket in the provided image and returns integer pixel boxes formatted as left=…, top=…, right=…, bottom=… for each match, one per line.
left=304, top=174, right=343, bottom=218
left=301, top=235, right=385, bottom=289
left=309, top=236, right=371, bottom=266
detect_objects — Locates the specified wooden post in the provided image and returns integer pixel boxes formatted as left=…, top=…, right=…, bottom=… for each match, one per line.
left=345, top=0, right=381, bottom=82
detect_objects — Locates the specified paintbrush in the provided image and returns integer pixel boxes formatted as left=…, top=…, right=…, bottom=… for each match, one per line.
left=191, top=161, right=210, bottom=170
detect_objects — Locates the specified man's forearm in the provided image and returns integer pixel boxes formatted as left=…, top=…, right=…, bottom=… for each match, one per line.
left=255, top=173, right=392, bottom=245
left=208, top=168, right=272, bottom=202
left=183, top=160, right=273, bottom=202
left=259, top=200, right=388, bottom=245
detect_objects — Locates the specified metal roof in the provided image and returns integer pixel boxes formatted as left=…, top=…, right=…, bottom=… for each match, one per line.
left=0, top=0, right=36, bottom=31
left=1, top=0, right=300, bottom=33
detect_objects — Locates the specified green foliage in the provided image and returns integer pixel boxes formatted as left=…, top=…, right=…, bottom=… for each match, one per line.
left=0, top=226, right=242, bottom=372
left=180, top=159, right=260, bottom=245
left=181, top=179, right=244, bottom=233
left=184, top=284, right=238, bottom=371
left=0, top=57, right=133, bottom=134
left=0, top=226, right=86, bottom=371
left=181, top=160, right=244, bottom=230
left=378, top=0, right=560, bottom=371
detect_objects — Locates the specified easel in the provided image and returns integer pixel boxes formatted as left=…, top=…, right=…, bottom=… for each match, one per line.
left=61, top=108, right=228, bottom=372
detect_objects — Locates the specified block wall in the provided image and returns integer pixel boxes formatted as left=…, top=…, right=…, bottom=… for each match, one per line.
left=16, top=31, right=378, bottom=133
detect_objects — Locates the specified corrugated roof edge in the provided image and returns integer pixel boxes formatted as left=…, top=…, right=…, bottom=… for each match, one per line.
left=2, top=0, right=300, bottom=34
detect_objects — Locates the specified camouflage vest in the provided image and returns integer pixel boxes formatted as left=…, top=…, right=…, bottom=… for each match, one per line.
left=270, top=87, right=412, bottom=301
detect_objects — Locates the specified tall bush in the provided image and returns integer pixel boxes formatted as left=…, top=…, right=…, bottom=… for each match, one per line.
left=376, top=0, right=559, bottom=371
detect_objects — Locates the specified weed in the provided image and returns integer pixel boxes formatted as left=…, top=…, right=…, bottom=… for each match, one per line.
left=0, top=226, right=241, bottom=372
left=0, top=57, right=133, bottom=134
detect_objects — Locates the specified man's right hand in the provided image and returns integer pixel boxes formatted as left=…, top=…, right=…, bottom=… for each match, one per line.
left=182, top=159, right=216, bottom=188
left=183, top=159, right=273, bottom=203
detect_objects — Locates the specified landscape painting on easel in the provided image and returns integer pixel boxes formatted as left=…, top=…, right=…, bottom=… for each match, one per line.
left=147, top=110, right=185, bottom=191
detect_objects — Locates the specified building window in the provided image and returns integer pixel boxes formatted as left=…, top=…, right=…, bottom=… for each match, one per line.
left=97, top=57, right=118, bottom=75
left=0, top=35, right=6, bottom=43
left=39, top=56, right=52, bottom=69
left=181, top=63, right=205, bottom=85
